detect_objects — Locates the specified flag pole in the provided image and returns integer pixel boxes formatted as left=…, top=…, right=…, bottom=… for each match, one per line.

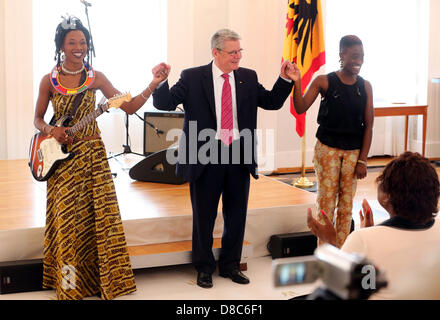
left=293, top=125, right=315, bottom=188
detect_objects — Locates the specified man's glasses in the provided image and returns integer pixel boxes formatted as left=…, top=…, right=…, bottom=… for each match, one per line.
left=217, top=48, right=244, bottom=56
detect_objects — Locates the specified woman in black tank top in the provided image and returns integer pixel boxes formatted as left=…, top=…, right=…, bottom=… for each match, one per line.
left=288, top=35, right=374, bottom=248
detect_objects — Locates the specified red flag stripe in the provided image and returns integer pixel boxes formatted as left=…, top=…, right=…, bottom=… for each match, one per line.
left=297, top=51, right=326, bottom=95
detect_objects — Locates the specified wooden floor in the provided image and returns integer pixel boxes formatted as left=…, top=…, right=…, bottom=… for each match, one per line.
left=4, top=155, right=438, bottom=232
left=3, top=155, right=438, bottom=266
left=0, top=158, right=317, bottom=231
left=128, top=238, right=249, bottom=256
left=270, top=156, right=440, bottom=206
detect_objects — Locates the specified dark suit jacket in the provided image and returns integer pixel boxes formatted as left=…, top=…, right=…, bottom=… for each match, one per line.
left=152, top=62, right=293, bottom=182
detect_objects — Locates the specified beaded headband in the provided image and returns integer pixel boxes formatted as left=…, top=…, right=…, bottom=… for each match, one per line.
left=60, top=14, right=78, bottom=30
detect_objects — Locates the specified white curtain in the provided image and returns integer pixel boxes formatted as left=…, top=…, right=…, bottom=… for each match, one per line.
left=33, top=0, right=167, bottom=156
left=325, top=0, right=429, bottom=156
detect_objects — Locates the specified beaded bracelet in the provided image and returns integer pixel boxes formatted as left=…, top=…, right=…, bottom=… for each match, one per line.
left=357, top=159, right=367, bottom=166
left=140, top=92, right=148, bottom=100
left=141, top=85, right=154, bottom=100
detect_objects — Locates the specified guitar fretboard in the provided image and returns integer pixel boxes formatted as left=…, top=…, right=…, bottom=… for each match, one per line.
left=66, top=104, right=109, bottom=136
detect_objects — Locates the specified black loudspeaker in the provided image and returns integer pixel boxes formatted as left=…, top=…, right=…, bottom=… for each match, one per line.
left=0, top=259, right=44, bottom=294
left=267, top=231, right=317, bottom=259
left=143, top=111, right=184, bottom=156
left=129, top=146, right=185, bottom=185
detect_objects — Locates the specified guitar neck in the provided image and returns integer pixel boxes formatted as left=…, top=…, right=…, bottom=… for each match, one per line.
left=66, top=103, right=108, bottom=136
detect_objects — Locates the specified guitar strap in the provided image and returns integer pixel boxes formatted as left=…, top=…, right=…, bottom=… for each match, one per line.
left=49, top=71, right=87, bottom=125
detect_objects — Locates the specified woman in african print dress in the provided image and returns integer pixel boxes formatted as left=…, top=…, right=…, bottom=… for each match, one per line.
left=33, top=16, right=166, bottom=300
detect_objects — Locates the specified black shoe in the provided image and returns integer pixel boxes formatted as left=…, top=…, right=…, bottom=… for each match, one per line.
left=197, top=272, right=213, bottom=288
left=219, top=269, right=250, bottom=284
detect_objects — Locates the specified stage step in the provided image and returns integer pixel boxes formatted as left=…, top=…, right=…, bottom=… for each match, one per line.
left=127, top=239, right=253, bottom=271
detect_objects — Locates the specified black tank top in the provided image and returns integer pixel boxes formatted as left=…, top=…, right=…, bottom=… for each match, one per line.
left=316, top=72, right=367, bottom=150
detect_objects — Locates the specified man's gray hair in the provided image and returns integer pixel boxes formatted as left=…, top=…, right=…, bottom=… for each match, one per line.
left=211, top=29, right=241, bottom=50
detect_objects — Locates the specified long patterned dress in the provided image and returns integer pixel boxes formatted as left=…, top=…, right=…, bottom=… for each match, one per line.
left=43, top=89, right=136, bottom=300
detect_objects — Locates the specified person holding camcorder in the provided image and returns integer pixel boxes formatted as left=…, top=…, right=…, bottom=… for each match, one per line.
left=307, top=152, right=440, bottom=299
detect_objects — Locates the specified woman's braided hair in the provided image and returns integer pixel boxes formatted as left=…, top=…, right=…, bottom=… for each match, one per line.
left=54, top=15, right=91, bottom=67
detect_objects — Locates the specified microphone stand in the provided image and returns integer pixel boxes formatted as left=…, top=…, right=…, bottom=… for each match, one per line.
left=110, top=111, right=180, bottom=166
left=79, top=2, right=143, bottom=172
left=111, top=112, right=145, bottom=159
left=81, top=1, right=96, bottom=64
left=139, top=113, right=165, bottom=137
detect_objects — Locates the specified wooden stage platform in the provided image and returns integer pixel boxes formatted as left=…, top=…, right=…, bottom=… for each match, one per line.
left=0, top=158, right=316, bottom=268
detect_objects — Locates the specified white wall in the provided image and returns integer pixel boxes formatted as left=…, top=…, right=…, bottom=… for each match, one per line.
left=428, top=0, right=440, bottom=78
left=1, top=0, right=440, bottom=167
left=166, top=0, right=440, bottom=166
left=167, top=0, right=322, bottom=172
left=426, top=0, right=440, bottom=158
left=1, top=0, right=34, bottom=160
left=0, top=0, right=6, bottom=159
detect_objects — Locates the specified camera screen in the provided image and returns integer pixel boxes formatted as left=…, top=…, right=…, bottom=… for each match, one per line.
left=277, top=262, right=306, bottom=285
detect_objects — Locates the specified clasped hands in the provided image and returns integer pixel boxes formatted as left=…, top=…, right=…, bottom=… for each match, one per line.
left=280, top=60, right=301, bottom=82
left=152, top=61, right=300, bottom=83
left=152, top=63, right=171, bottom=85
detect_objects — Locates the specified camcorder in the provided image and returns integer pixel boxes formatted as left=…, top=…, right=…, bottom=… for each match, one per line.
left=272, top=244, right=388, bottom=300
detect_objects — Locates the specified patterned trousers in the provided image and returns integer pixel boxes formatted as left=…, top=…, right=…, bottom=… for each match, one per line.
left=313, top=140, right=360, bottom=248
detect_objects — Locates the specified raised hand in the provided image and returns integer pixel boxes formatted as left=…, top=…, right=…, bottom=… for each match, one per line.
left=152, top=63, right=171, bottom=84
left=307, top=208, right=337, bottom=247
left=280, top=60, right=300, bottom=82
left=359, top=199, right=374, bottom=228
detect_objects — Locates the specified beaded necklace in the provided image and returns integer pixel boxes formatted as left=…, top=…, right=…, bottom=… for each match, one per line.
left=61, top=62, right=85, bottom=75
left=50, top=62, right=95, bottom=95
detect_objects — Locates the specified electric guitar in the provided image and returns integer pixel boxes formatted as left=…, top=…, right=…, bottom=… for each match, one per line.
left=28, top=93, right=132, bottom=181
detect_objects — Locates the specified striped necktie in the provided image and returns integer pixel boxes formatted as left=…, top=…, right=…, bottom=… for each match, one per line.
left=221, top=73, right=233, bottom=146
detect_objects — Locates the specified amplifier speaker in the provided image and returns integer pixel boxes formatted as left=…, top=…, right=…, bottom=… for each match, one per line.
left=0, top=259, right=44, bottom=294
left=129, top=146, right=185, bottom=185
left=268, top=220, right=355, bottom=259
left=267, top=232, right=317, bottom=259
left=143, top=111, right=184, bottom=156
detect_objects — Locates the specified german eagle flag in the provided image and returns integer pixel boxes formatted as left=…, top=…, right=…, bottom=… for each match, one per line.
left=283, top=0, right=325, bottom=137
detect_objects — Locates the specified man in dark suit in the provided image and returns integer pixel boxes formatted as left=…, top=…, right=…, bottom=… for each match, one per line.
left=151, top=29, right=296, bottom=288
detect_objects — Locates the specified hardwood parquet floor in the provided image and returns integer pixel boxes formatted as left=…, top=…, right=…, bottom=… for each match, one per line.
left=270, top=156, right=440, bottom=205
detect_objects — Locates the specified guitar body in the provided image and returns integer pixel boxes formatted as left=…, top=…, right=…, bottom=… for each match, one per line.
left=28, top=116, right=74, bottom=181
left=28, top=92, right=132, bottom=181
